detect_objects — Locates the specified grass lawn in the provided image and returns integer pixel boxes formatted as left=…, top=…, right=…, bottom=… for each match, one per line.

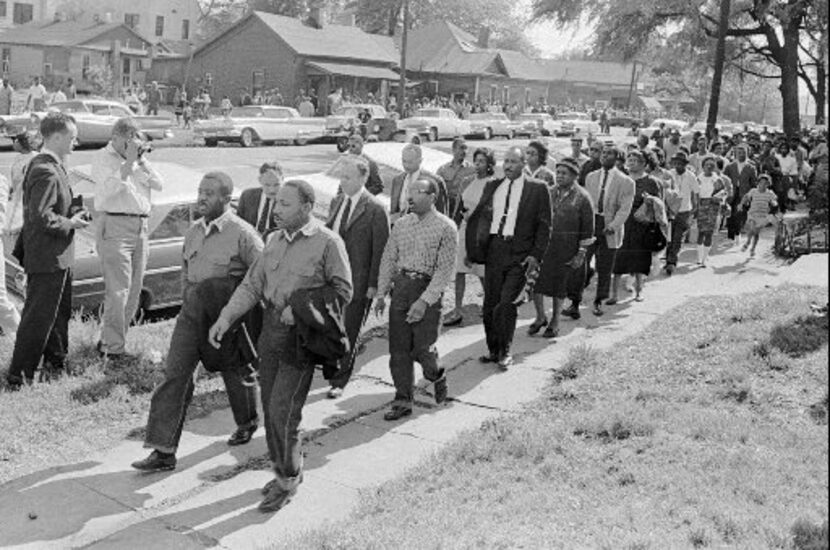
left=278, top=285, right=828, bottom=550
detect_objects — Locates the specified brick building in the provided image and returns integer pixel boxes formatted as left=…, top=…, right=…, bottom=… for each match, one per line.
left=149, top=10, right=399, bottom=111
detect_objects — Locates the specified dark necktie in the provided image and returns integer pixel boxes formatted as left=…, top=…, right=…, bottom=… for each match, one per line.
left=497, top=178, right=515, bottom=236
left=257, top=197, right=272, bottom=234
left=338, top=197, right=352, bottom=237
left=597, top=170, right=609, bottom=215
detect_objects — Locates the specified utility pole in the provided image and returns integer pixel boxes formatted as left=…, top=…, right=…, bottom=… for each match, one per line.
left=397, top=0, right=409, bottom=118
left=625, top=61, right=637, bottom=110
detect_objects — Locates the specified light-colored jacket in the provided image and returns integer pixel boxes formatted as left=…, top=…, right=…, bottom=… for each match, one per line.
left=585, top=166, right=635, bottom=249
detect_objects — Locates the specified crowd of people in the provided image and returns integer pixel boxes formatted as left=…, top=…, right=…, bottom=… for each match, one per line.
left=0, top=107, right=827, bottom=514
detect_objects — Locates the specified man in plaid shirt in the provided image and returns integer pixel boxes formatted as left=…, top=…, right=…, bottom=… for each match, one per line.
left=373, top=177, right=457, bottom=421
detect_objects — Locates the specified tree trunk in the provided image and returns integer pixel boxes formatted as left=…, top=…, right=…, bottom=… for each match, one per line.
left=706, top=0, right=730, bottom=142
left=816, top=48, right=826, bottom=125
left=779, top=15, right=802, bottom=136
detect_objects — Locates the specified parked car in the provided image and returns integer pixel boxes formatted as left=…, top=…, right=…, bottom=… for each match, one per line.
left=640, top=118, right=689, bottom=139
left=193, top=105, right=326, bottom=147
left=515, top=113, right=564, bottom=137
left=325, top=104, right=398, bottom=151
left=607, top=114, right=644, bottom=128
left=3, top=144, right=454, bottom=316
left=557, top=112, right=602, bottom=136
left=0, top=99, right=175, bottom=146
left=467, top=112, right=522, bottom=140
left=398, top=108, right=472, bottom=142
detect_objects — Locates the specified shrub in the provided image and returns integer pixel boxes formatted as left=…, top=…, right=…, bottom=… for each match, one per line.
left=769, top=315, right=829, bottom=358
left=791, top=518, right=829, bottom=550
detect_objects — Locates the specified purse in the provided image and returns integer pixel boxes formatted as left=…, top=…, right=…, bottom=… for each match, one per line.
left=644, top=223, right=667, bottom=252
left=633, top=200, right=652, bottom=224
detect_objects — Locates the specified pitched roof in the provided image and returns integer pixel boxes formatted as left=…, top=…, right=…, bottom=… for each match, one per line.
left=244, top=11, right=397, bottom=65
left=540, top=60, right=635, bottom=86
left=406, top=21, right=503, bottom=75
left=497, top=50, right=550, bottom=81
left=0, top=19, right=147, bottom=48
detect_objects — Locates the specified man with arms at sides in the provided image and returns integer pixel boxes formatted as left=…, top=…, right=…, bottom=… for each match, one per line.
left=723, top=144, right=757, bottom=246
left=345, top=134, right=384, bottom=195
left=663, top=151, right=699, bottom=275
left=209, top=180, right=352, bottom=513
left=92, top=118, right=164, bottom=359
left=5, top=112, right=89, bottom=389
left=468, top=147, right=551, bottom=369
left=437, top=137, right=475, bottom=221
left=389, top=143, right=448, bottom=224
left=131, top=172, right=263, bottom=473
left=578, top=140, right=603, bottom=187
left=325, top=156, right=390, bottom=399
left=569, top=136, right=590, bottom=167
left=236, top=162, right=284, bottom=237
left=583, top=145, right=635, bottom=316
left=373, top=177, right=457, bottom=421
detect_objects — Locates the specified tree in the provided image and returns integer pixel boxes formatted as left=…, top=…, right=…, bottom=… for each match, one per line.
left=706, top=0, right=731, bottom=140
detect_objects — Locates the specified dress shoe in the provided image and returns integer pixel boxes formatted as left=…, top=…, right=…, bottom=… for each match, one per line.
left=442, top=310, right=463, bottom=327
left=383, top=406, right=412, bottom=421
left=327, top=387, right=344, bottom=399
left=261, top=478, right=278, bottom=495
left=433, top=376, right=448, bottom=404
left=605, top=298, right=618, bottom=306
left=527, top=317, right=547, bottom=336
left=5, top=373, right=32, bottom=392
left=498, top=354, right=513, bottom=369
left=479, top=353, right=498, bottom=364
left=131, top=450, right=176, bottom=472
left=562, top=304, right=581, bottom=320
left=227, top=425, right=258, bottom=446
left=592, top=303, right=604, bottom=317
left=259, top=485, right=297, bottom=513
left=543, top=324, right=559, bottom=339
left=664, top=264, right=675, bottom=276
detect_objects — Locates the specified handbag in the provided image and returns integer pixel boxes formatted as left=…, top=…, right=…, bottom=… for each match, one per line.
left=633, top=200, right=652, bottom=224
left=644, top=222, right=667, bottom=252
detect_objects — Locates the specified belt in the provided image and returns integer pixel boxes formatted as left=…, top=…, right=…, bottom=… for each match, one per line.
left=105, top=212, right=149, bottom=218
left=491, top=234, right=513, bottom=242
left=399, top=269, right=431, bottom=281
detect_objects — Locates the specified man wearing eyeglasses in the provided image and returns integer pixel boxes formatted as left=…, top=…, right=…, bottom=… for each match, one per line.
left=578, top=142, right=603, bottom=187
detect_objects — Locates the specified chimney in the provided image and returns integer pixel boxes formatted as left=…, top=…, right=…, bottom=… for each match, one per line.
left=308, top=6, right=325, bottom=29
left=477, top=27, right=490, bottom=49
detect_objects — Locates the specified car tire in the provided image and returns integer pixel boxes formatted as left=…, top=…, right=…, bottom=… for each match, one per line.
left=507, top=130, right=515, bottom=140
left=335, top=136, right=349, bottom=152
left=204, top=138, right=218, bottom=147
left=483, top=128, right=492, bottom=140
left=428, top=128, right=438, bottom=142
left=240, top=128, right=256, bottom=147
left=541, top=129, right=551, bottom=137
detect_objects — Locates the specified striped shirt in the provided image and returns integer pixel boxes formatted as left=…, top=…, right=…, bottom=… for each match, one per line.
left=377, top=209, right=457, bottom=306
left=743, top=188, right=778, bottom=220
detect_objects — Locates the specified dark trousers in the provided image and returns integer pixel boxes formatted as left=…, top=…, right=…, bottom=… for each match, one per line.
left=328, top=296, right=369, bottom=390
left=727, top=197, right=746, bottom=239
left=584, top=216, right=617, bottom=304
left=483, top=237, right=526, bottom=358
left=666, top=211, right=691, bottom=267
left=389, top=275, right=443, bottom=407
left=258, top=311, right=312, bottom=492
left=566, top=260, right=587, bottom=305
left=144, top=295, right=259, bottom=454
left=8, top=269, right=72, bottom=381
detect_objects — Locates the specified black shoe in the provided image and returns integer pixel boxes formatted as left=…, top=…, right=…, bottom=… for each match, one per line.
left=227, top=425, right=258, bottom=446
left=498, top=354, right=513, bottom=369
left=261, top=478, right=277, bottom=496
left=5, top=373, right=32, bottom=392
left=434, top=376, right=448, bottom=405
left=592, top=303, right=604, bottom=317
left=259, top=485, right=297, bottom=513
left=527, top=317, right=547, bottom=336
left=543, top=324, right=559, bottom=339
left=562, top=304, right=581, bottom=320
left=131, top=450, right=176, bottom=472
left=664, top=264, right=675, bottom=276
left=383, top=406, right=413, bottom=421
left=479, top=353, right=498, bottom=364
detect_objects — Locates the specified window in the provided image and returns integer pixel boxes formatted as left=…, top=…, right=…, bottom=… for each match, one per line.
left=110, top=106, right=131, bottom=117
left=204, top=72, right=212, bottom=86
left=43, top=63, right=52, bottom=76
left=12, top=2, right=33, bottom=24
left=82, top=54, right=91, bottom=79
left=90, top=103, right=110, bottom=114
left=0, top=2, right=7, bottom=17
left=150, top=204, right=192, bottom=240
left=124, top=13, right=139, bottom=29
left=1, top=48, right=10, bottom=74
left=252, top=69, right=264, bottom=94
left=181, top=19, right=190, bottom=40
left=154, top=15, right=164, bottom=37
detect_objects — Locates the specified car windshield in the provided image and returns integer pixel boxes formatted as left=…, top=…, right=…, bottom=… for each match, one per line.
left=232, top=107, right=264, bottom=117
left=415, top=109, right=440, bottom=118
left=50, top=102, right=89, bottom=113
left=335, top=107, right=359, bottom=117
left=470, top=113, right=502, bottom=120
left=518, top=114, right=546, bottom=120
left=560, top=113, right=587, bottom=120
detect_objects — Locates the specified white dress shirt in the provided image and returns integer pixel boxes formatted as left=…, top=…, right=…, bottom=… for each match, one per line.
left=399, top=169, right=420, bottom=212
left=489, top=175, right=525, bottom=237
left=256, top=192, right=275, bottom=230
left=333, top=188, right=363, bottom=231
left=92, top=144, right=163, bottom=214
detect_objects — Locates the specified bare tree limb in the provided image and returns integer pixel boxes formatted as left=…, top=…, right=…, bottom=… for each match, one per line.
left=728, top=61, right=780, bottom=79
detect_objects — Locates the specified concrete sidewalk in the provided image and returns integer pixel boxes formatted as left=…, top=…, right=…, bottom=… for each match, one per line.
left=0, top=241, right=826, bottom=550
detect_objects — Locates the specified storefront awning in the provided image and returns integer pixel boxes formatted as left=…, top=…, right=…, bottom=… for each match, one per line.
left=638, top=96, right=665, bottom=111
left=306, top=61, right=399, bottom=81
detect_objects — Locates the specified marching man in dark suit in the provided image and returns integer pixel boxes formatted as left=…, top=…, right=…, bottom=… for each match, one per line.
left=466, top=146, right=551, bottom=369
left=325, top=156, right=390, bottom=398
left=6, top=112, right=90, bottom=389
left=236, top=162, right=284, bottom=236
left=389, top=143, right=448, bottom=224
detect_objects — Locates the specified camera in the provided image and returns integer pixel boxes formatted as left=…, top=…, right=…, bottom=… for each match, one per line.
left=137, top=141, right=153, bottom=158
left=70, top=195, right=92, bottom=222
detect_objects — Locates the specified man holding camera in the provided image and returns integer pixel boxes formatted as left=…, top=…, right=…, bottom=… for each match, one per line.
left=92, top=118, right=164, bottom=359
left=6, top=112, right=89, bottom=389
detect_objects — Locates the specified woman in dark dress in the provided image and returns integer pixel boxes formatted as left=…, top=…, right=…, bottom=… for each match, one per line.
left=530, top=158, right=595, bottom=338
left=610, top=149, right=663, bottom=303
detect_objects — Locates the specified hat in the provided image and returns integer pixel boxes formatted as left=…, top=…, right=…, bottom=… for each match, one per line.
left=671, top=151, right=689, bottom=164
left=557, top=157, right=581, bottom=175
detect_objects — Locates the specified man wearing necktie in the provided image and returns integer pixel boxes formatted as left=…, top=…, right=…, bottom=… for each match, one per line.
left=389, top=143, right=448, bottom=225
left=236, top=162, right=283, bottom=237
left=582, top=145, right=635, bottom=316
left=466, top=147, right=551, bottom=368
left=324, top=156, right=389, bottom=398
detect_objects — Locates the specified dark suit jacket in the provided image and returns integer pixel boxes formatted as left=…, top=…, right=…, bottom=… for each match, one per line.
left=724, top=161, right=757, bottom=200
left=236, top=187, right=263, bottom=229
left=389, top=169, right=449, bottom=219
left=326, top=189, right=390, bottom=299
left=466, top=176, right=551, bottom=265
left=21, top=152, right=76, bottom=274
left=362, top=155, right=384, bottom=195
